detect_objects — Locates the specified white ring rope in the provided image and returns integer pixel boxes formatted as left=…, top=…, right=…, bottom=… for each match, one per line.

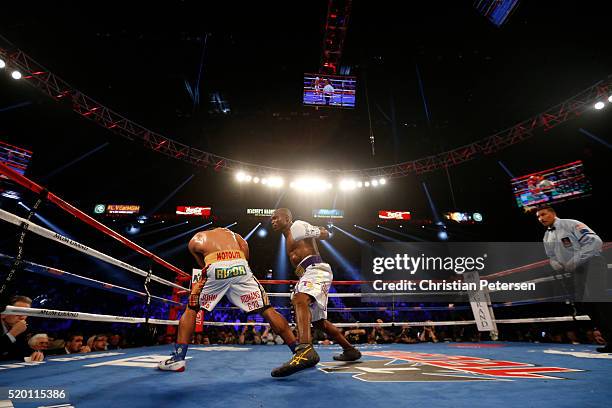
left=0, top=208, right=184, bottom=290
left=3, top=306, right=590, bottom=328
left=0, top=253, right=182, bottom=306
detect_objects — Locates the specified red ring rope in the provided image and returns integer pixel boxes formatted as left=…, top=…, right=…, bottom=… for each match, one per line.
left=0, top=161, right=189, bottom=279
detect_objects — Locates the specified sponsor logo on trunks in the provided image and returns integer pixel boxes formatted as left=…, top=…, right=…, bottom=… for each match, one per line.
left=240, top=291, right=261, bottom=304
left=215, top=265, right=247, bottom=280
left=318, top=351, right=582, bottom=382
left=200, top=294, right=218, bottom=302
left=301, top=280, right=314, bottom=289
left=215, top=251, right=243, bottom=261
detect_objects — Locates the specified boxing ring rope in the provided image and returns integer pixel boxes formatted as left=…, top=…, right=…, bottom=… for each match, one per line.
left=0, top=253, right=182, bottom=306
left=203, top=298, right=570, bottom=312
left=0, top=161, right=189, bottom=279
left=2, top=306, right=589, bottom=328
left=0, top=208, right=184, bottom=290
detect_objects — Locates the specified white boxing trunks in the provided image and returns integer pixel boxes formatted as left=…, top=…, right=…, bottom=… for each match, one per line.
left=292, top=255, right=332, bottom=321
left=199, top=250, right=270, bottom=313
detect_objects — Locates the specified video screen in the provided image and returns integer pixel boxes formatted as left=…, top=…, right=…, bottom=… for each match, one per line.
left=303, top=73, right=356, bottom=108
left=0, top=140, right=32, bottom=179
left=474, top=0, right=520, bottom=27
left=313, top=209, right=344, bottom=219
left=511, top=161, right=591, bottom=209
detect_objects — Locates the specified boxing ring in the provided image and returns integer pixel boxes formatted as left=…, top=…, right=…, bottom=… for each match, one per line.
left=1, top=162, right=612, bottom=408
left=1, top=343, right=611, bottom=408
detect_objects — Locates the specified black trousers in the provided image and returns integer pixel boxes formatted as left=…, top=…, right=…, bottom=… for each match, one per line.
left=573, top=256, right=612, bottom=342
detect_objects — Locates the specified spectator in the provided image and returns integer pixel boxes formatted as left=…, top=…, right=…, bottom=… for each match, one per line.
left=107, top=334, right=122, bottom=350
left=592, top=329, right=606, bottom=346
left=419, top=322, right=438, bottom=343
left=28, top=333, right=49, bottom=351
left=87, top=334, right=108, bottom=352
left=61, top=333, right=90, bottom=354
left=566, top=330, right=580, bottom=345
left=397, top=325, right=418, bottom=344
left=313, top=326, right=333, bottom=345
left=344, top=325, right=366, bottom=344
left=224, top=329, right=237, bottom=344
left=370, top=319, right=393, bottom=344
left=160, top=334, right=174, bottom=345
left=1, top=295, right=44, bottom=362
left=261, top=327, right=284, bottom=345
left=239, top=322, right=261, bottom=345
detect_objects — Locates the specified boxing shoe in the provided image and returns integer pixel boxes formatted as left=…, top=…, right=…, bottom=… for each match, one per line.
left=333, top=347, right=362, bottom=361
left=271, top=343, right=320, bottom=377
left=158, top=357, right=186, bottom=372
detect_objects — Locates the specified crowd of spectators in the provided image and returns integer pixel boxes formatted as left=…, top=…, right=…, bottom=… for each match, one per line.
left=3, top=293, right=607, bottom=363
left=2, top=295, right=126, bottom=362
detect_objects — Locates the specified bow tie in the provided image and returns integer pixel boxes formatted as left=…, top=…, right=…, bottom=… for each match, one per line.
left=547, top=226, right=556, bottom=231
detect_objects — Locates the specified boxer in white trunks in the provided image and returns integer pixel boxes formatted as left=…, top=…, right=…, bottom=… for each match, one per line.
left=158, top=227, right=297, bottom=373
left=270, top=208, right=361, bottom=377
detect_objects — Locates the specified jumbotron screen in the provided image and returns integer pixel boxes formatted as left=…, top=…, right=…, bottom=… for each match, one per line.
left=303, top=73, right=356, bottom=108
left=511, top=161, right=592, bottom=209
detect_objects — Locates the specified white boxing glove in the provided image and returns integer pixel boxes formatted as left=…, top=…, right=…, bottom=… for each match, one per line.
left=290, top=220, right=321, bottom=241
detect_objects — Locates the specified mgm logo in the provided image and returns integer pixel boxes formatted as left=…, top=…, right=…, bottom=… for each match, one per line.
left=318, top=351, right=582, bottom=382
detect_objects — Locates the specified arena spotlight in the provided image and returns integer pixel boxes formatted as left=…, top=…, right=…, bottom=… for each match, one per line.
left=11, top=70, right=22, bottom=80
left=357, top=181, right=363, bottom=188
left=378, top=225, right=426, bottom=242
left=364, top=181, right=370, bottom=187
left=609, top=95, right=612, bottom=103
left=245, top=175, right=252, bottom=182
left=334, top=225, right=368, bottom=245
left=355, top=225, right=399, bottom=242
left=594, top=101, right=605, bottom=110
left=125, top=224, right=141, bottom=235
left=236, top=172, right=246, bottom=182
left=267, top=177, right=284, bottom=188
left=253, top=177, right=260, bottom=183
left=379, top=178, right=386, bottom=185
left=290, top=177, right=332, bottom=192
left=0, top=58, right=5, bottom=69
left=244, top=222, right=262, bottom=240
left=339, top=179, right=357, bottom=191
left=438, top=231, right=449, bottom=241
left=320, top=240, right=360, bottom=280
left=257, top=228, right=268, bottom=238
left=371, top=180, right=379, bottom=187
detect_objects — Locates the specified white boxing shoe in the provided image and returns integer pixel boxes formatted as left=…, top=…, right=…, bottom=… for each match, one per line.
left=158, top=358, right=186, bottom=372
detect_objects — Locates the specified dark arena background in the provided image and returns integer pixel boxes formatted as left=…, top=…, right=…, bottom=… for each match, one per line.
left=1, top=1, right=611, bottom=407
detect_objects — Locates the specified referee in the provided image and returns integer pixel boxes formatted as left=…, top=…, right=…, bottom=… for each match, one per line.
left=536, top=206, right=610, bottom=352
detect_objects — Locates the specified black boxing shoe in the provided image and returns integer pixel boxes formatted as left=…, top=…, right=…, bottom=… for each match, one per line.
left=333, top=347, right=362, bottom=362
left=271, top=343, right=320, bottom=377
